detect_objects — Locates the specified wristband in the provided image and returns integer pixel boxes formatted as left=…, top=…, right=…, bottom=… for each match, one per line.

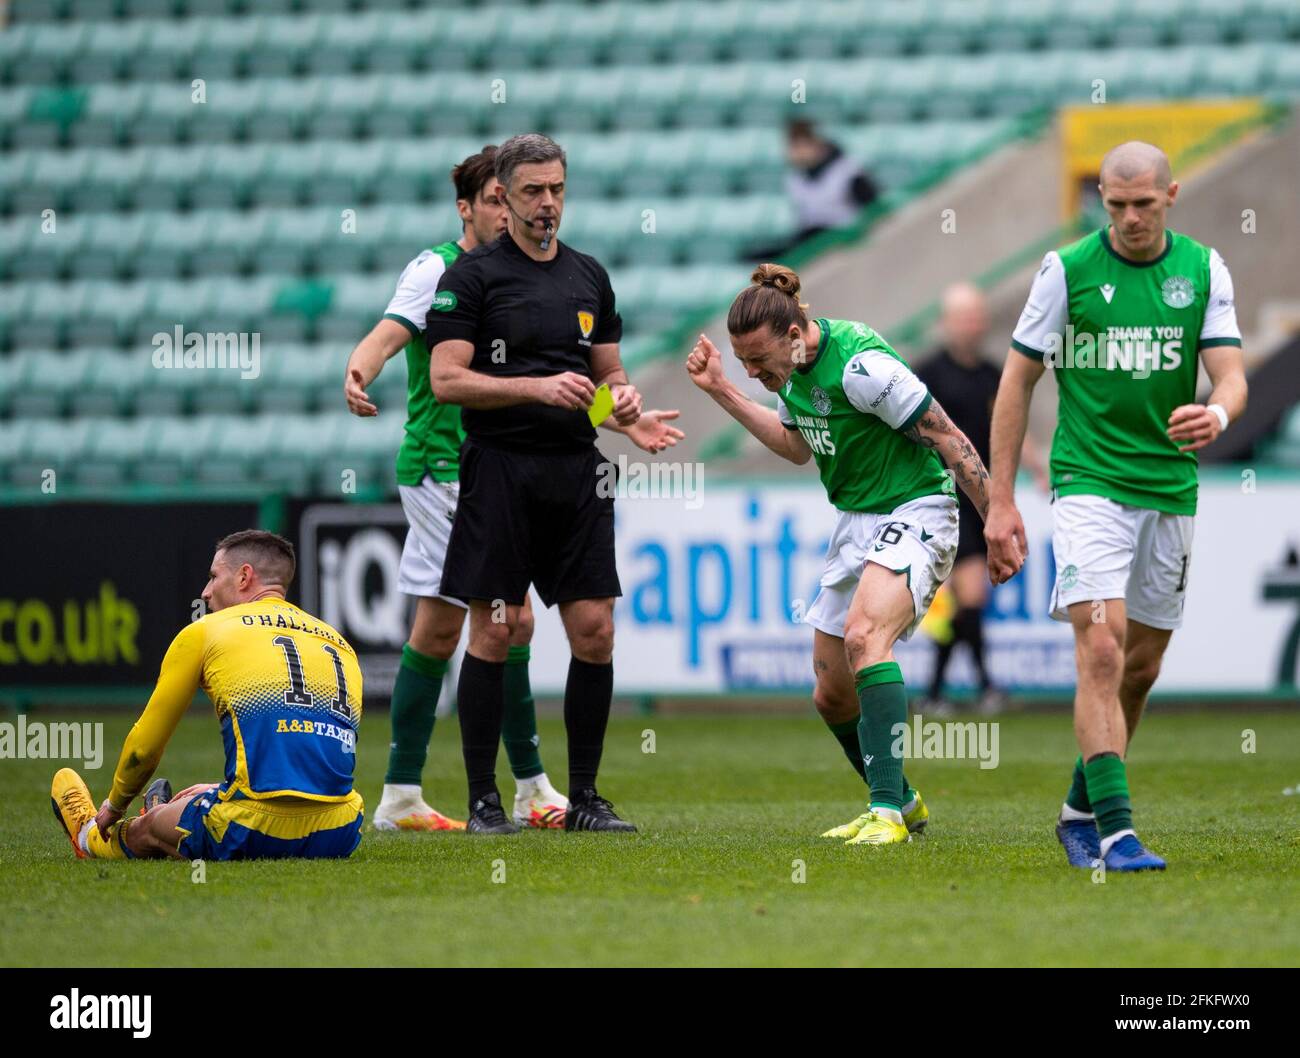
left=1207, top=403, right=1229, bottom=433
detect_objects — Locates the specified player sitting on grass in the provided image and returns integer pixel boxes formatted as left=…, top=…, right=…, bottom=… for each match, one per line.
left=51, top=530, right=366, bottom=861
left=345, top=145, right=684, bottom=831
left=687, top=265, right=998, bottom=845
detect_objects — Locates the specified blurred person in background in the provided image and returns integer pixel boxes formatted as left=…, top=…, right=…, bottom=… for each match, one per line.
left=745, top=118, right=879, bottom=262
left=917, top=282, right=1047, bottom=717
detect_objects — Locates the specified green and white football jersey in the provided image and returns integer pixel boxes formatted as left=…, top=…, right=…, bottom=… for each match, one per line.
left=776, top=318, right=950, bottom=514
left=382, top=240, right=467, bottom=485
left=1011, top=227, right=1241, bottom=515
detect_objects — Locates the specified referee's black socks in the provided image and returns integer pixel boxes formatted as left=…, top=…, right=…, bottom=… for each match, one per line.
left=457, top=653, right=506, bottom=804
left=565, top=657, right=613, bottom=792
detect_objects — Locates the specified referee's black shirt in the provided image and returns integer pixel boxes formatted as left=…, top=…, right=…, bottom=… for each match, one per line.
left=424, top=234, right=622, bottom=452
left=917, top=347, right=1000, bottom=465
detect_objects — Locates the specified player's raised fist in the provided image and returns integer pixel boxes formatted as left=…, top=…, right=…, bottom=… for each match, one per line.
left=686, top=333, right=726, bottom=393
left=535, top=371, right=596, bottom=410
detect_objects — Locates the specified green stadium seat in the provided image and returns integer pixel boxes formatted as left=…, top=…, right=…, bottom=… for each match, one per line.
left=138, top=17, right=206, bottom=82
left=193, top=413, right=277, bottom=485
left=76, top=350, right=153, bottom=417
left=253, top=142, right=328, bottom=209
left=23, top=349, right=95, bottom=419
left=1269, top=47, right=1300, bottom=93
left=75, top=84, right=145, bottom=148
left=258, top=344, right=337, bottom=414
left=17, top=418, right=94, bottom=483
left=76, top=212, right=151, bottom=281
left=136, top=414, right=225, bottom=486
left=0, top=420, right=23, bottom=484
left=1191, top=44, right=1268, bottom=97
left=12, top=23, right=88, bottom=85
left=80, top=20, right=150, bottom=83
left=75, top=417, right=157, bottom=488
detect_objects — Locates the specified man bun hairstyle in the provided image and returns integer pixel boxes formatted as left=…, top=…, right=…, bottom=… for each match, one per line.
left=451, top=145, right=499, bottom=203
left=727, top=263, right=810, bottom=338
left=215, top=529, right=296, bottom=589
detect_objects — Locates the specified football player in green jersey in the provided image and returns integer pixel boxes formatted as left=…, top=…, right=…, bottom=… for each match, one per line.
left=987, top=141, right=1248, bottom=872
left=687, top=264, right=994, bottom=846
left=345, top=146, right=684, bottom=832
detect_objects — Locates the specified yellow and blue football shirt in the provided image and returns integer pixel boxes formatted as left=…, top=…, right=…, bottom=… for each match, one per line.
left=108, top=597, right=364, bottom=811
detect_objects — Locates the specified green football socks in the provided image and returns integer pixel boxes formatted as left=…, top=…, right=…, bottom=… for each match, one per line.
left=384, top=644, right=447, bottom=786
left=1084, top=752, right=1133, bottom=839
left=502, top=644, right=545, bottom=781
left=826, top=715, right=913, bottom=801
left=1065, top=754, right=1092, bottom=814
left=855, top=661, right=909, bottom=812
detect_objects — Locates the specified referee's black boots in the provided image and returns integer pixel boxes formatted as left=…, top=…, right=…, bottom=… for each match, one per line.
left=465, top=792, right=519, bottom=834
left=565, top=789, right=637, bottom=833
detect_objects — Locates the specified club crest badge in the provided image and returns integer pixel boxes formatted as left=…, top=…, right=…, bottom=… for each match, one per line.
left=811, top=385, right=833, bottom=416
left=577, top=310, right=594, bottom=338
left=1161, top=275, right=1194, bottom=309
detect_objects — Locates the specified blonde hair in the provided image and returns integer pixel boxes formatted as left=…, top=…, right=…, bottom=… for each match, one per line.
left=727, top=263, right=809, bottom=338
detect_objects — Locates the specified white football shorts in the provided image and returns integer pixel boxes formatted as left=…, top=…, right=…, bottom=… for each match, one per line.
left=397, top=476, right=467, bottom=607
left=805, top=493, right=959, bottom=641
left=1049, top=493, right=1194, bottom=630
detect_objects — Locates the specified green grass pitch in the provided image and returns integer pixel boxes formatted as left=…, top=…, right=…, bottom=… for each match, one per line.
left=2, top=708, right=1297, bottom=967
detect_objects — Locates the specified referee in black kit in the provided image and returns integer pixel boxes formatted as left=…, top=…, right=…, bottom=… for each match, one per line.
left=427, top=133, right=641, bottom=834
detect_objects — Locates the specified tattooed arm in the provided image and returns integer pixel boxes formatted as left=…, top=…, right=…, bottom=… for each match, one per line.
left=902, top=399, right=991, bottom=522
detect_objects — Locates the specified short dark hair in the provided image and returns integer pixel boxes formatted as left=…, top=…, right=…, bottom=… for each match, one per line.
left=451, top=145, right=499, bottom=203
left=215, top=530, right=296, bottom=589
left=494, top=133, right=566, bottom=192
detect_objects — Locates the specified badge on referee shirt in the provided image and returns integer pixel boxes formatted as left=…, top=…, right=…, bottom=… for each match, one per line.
left=577, top=311, right=594, bottom=339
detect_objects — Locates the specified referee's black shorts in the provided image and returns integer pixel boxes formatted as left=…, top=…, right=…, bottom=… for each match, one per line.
left=440, top=438, right=622, bottom=607
left=954, top=491, right=987, bottom=563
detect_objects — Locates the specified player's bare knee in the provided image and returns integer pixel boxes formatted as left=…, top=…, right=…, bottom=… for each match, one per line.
left=1079, top=631, right=1124, bottom=684
left=569, top=620, right=613, bottom=663
left=509, top=607, right=535, bottom=647
left=812, top=681, right=856, bottom=723
left=1122, top=655, right=1163, bottom=699
left=409, top=626, right=459, bottom=660
left=123, top=814, right=164, bottom=858
left=469, top=619, right=512, bottom=662
left=842, top=617, right=891, bottom=671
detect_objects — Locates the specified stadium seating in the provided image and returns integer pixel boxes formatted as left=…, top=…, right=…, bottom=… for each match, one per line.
left=3, top=0, right=1300, bottom=493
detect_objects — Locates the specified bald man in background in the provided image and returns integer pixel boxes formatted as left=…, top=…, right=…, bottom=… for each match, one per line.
left=918, top=283, right=1044, bottom=716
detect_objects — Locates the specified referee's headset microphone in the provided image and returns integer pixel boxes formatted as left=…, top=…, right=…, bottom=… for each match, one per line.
left=504, top=192, right=557, bottom=251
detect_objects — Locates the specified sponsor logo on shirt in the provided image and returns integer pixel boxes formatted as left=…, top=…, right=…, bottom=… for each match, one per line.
left=431, top=291, right=458, bottom=312
left=870, top=372, right=902, bottom=408
left=1099, top=283, right=1116, bottom=304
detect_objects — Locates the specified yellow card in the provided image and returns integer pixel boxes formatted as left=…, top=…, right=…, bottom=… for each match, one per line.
left=587, top=382, right=615, bottom=426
